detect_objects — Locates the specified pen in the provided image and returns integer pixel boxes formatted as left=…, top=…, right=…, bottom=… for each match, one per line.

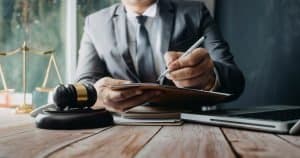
left=156, top=36, right=206, bottom=82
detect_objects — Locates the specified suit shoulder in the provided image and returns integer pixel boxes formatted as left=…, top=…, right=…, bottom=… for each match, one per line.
left=86, top=3, right=120, bottom=22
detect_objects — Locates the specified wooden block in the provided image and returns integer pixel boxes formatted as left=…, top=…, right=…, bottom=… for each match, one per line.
left=223, top=128, right=300, bottom=158
left=135, top=124, right=236, bottom=158
left=49, top=126, right=161, bottom=158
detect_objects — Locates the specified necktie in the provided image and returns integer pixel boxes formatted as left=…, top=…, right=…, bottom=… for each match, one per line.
left=136, top=15, right=156, bottom=82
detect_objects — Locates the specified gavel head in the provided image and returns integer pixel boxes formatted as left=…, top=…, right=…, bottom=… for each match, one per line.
left=53, top=83, right=97, bottom=110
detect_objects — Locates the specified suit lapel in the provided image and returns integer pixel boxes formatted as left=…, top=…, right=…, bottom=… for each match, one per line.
left=113, top=5, right=140, bottom=82
left=158, top=0, right=175, bottom=60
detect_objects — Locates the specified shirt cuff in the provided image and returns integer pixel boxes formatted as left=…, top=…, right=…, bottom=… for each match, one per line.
left=209, top=67, right=220, bottom=91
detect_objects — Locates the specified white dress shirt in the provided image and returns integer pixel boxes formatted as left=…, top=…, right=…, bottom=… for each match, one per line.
left=125, top=2, right=164, bottom=76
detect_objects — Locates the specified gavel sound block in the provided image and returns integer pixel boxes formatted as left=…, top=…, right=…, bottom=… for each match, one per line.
left=35, top=83, right=113, bottom=130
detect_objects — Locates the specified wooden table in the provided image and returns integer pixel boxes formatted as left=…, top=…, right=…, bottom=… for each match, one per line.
left=1, top=108, right=300, bottom=158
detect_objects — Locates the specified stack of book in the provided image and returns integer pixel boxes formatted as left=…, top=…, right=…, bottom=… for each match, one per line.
left=113, top=105, right=183, bottom=125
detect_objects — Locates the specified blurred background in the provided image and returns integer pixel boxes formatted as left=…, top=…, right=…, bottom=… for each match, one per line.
left=0, top=0, right=118, bottom=92
left=216, top=0, right=300, bottom=107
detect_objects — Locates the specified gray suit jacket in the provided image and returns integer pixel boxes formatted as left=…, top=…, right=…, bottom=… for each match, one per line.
left=75, top=0, right=245, bottom=97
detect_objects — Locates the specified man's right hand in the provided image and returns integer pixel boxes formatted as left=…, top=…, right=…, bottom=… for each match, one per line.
left=93, top=77, right=161, bottom=112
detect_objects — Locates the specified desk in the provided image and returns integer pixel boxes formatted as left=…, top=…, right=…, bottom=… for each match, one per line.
left=1, top=108, right=300, bottom=158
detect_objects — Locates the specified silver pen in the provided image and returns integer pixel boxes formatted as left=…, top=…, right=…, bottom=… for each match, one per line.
left=157, top=36, right=206, bottom=82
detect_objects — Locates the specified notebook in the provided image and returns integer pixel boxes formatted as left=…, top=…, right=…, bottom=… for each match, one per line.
left=110, top=83, right=232, bottom=106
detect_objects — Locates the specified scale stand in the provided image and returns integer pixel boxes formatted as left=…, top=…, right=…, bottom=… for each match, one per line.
left=0, top=1, right=63, bottom=113
left=0, top=41, right=62, bottom=113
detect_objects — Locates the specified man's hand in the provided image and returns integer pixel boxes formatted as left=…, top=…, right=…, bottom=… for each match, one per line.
left=93, top=77, right=161, bottom=112
left=164, top=48, right=216, bottom=90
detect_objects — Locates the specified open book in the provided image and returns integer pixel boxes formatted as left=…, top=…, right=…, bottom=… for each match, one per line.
left=110, top=83, right=232, bottom=107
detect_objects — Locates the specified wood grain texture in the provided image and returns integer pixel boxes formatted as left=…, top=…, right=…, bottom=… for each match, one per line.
left=0, top=108, right=36, bottom=138
left=0, top=108, right=34, bottom=128
left=135, top=124, right=236, bottom=158
left=0, top=124, right=35, bottom=138
left=223, top=128, right=300, bottom=158
left=0, top=127, right=109, bottom=158
left=2, top=107, right=300, bottom=158
left=49, top=126, right=161, bottom=158
left=278, top=135, right=300, bottom=148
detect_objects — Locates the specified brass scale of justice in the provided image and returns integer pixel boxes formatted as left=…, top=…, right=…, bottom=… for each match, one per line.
left=0, top=42, right=63, bottom=113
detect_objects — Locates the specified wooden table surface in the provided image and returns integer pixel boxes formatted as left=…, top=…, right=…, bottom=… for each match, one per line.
left=1, top=108, right=300, bottom=158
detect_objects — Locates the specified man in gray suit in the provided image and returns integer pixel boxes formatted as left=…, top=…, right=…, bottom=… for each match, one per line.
left=76, top=0, right=245, bottom=112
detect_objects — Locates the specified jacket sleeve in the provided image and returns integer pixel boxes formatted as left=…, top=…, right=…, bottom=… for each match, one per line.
left=199, top=2, right=245, bottom=98
left=75, top=17, right=110, bottom=85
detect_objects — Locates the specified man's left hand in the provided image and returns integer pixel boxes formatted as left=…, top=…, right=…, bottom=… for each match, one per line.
left=164, top=48, right=216, bottom=90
